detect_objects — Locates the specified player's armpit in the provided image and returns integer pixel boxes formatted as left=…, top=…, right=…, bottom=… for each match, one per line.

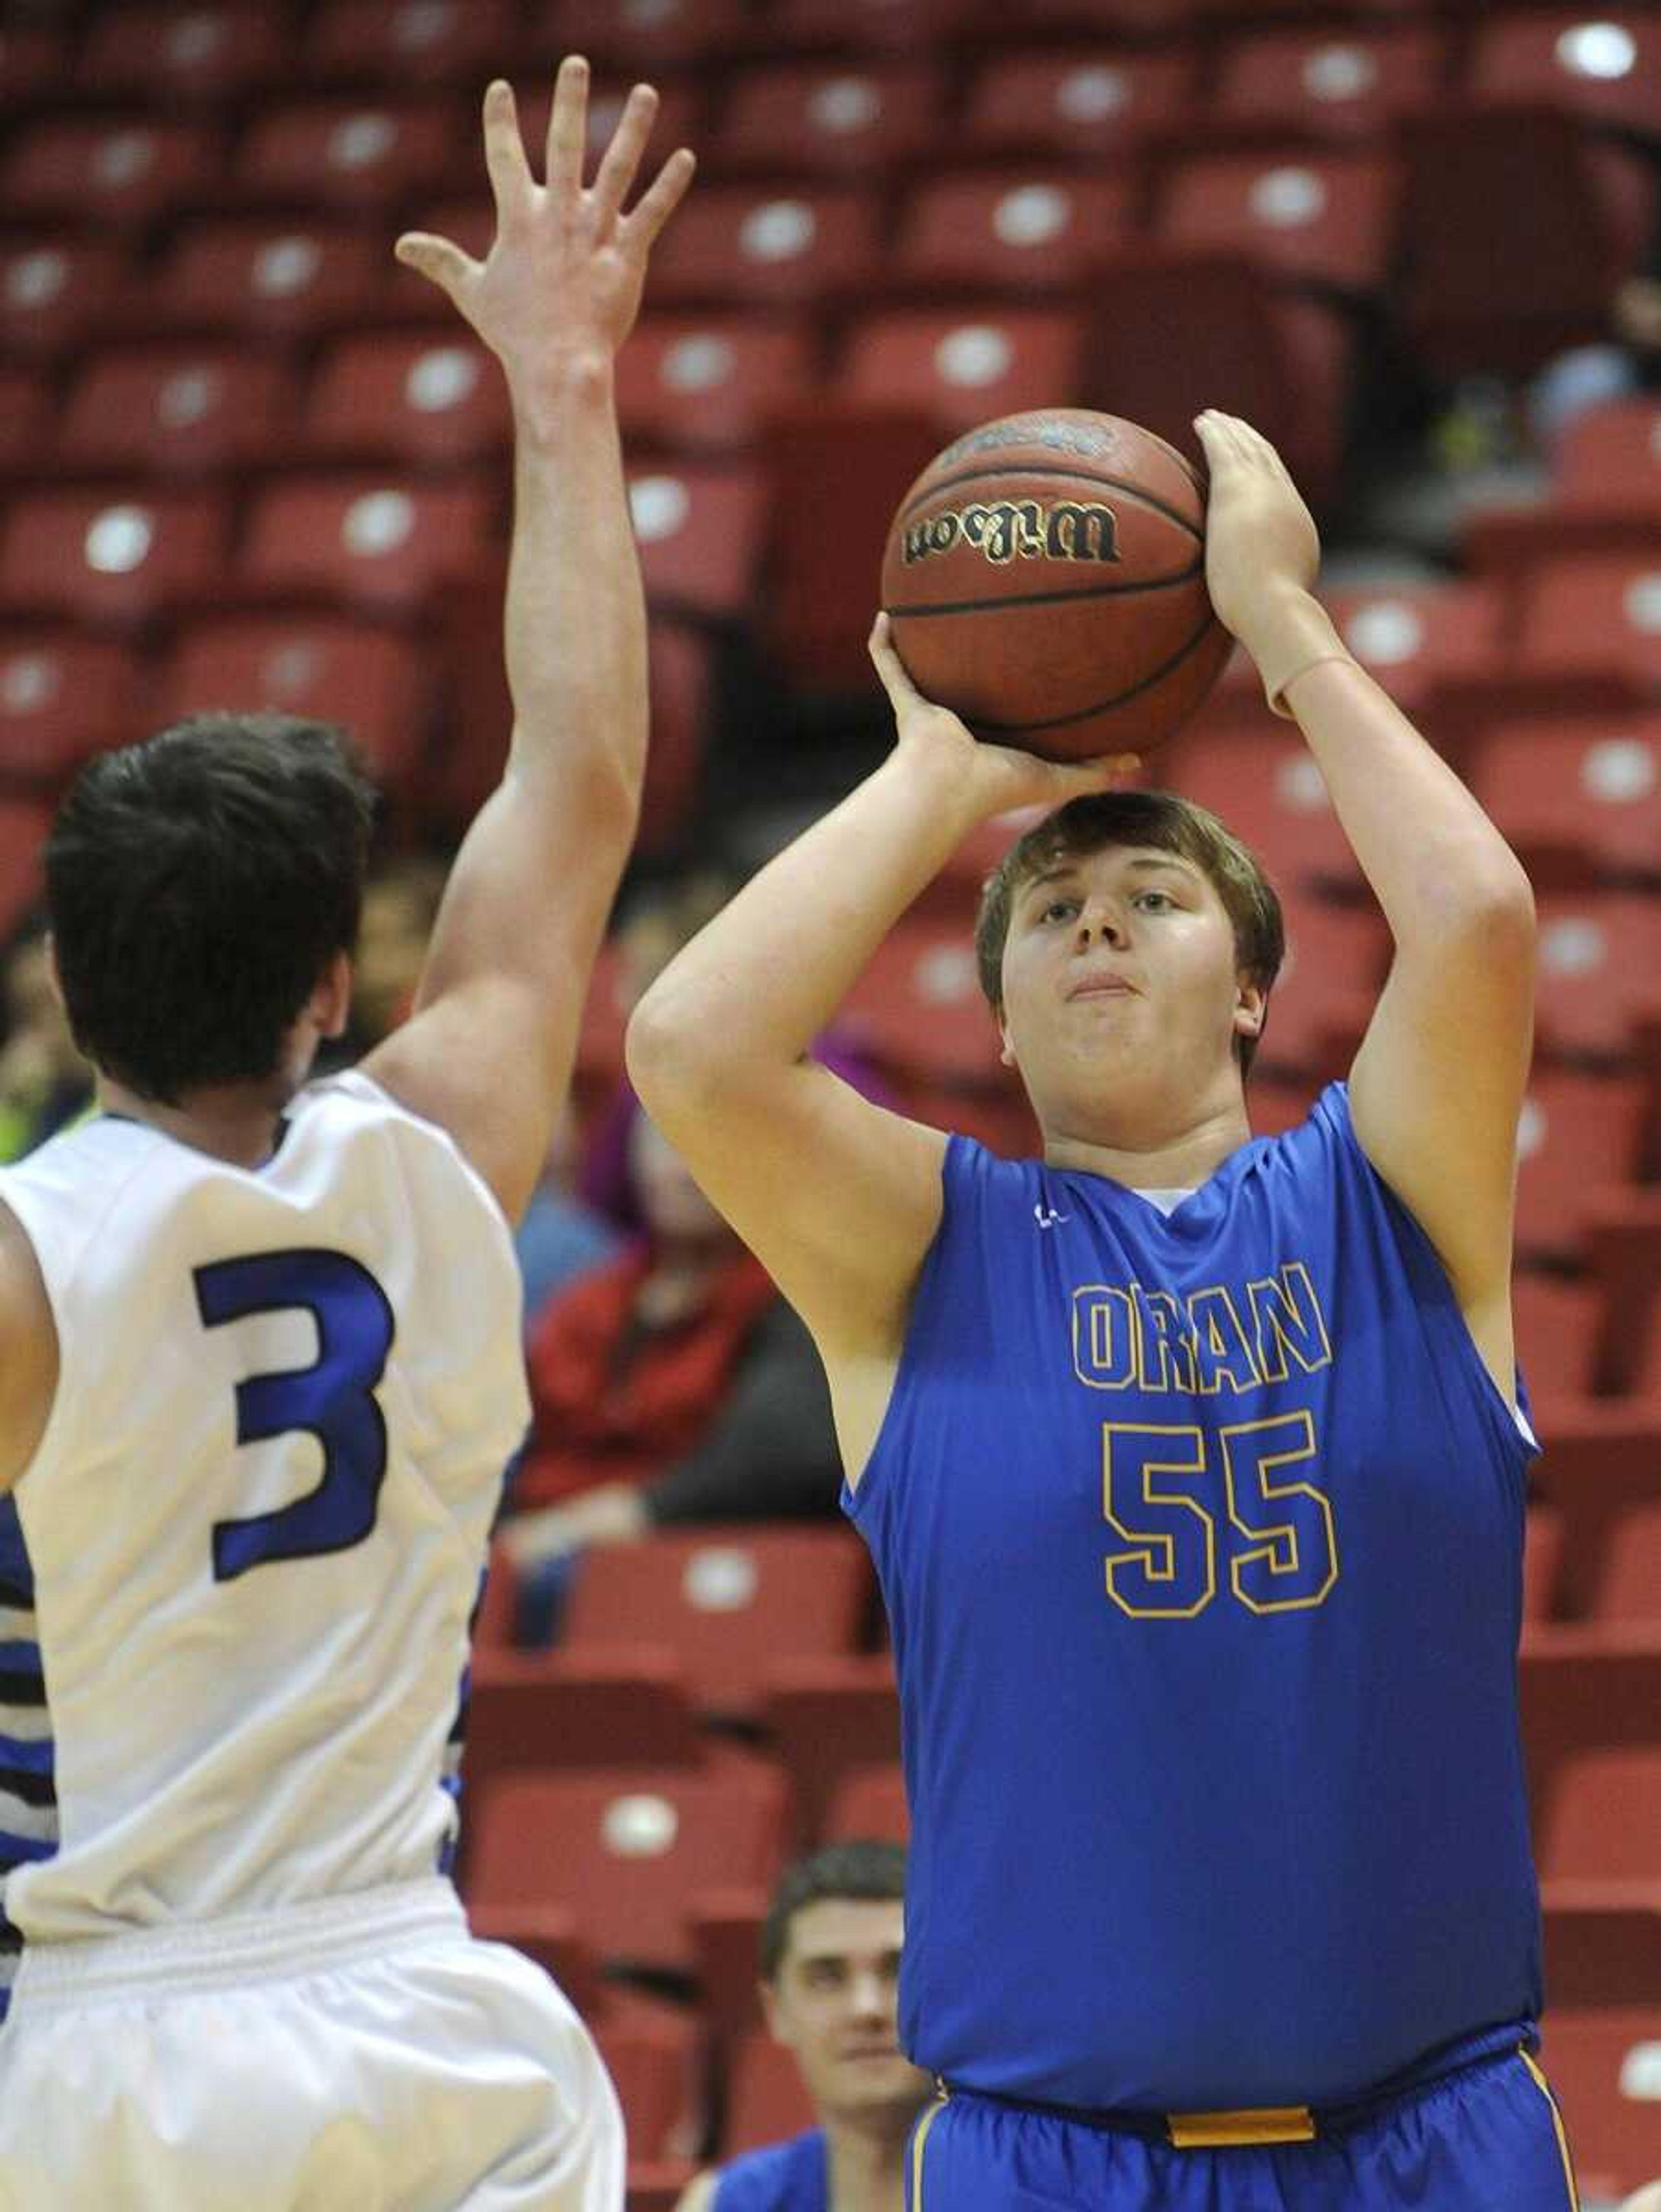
left=0, top=1201, right=58, bottom=1494
left=1346, top=898, right=1536, bottom=1377
left=626, top=1030, right=947, bottom=1370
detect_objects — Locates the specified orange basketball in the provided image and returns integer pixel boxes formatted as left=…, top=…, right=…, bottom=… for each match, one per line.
left=879, top=408, right=1231, bottom=760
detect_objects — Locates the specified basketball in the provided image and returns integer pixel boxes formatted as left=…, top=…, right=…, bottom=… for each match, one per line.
left=879, top=408, right=1233, bottom=761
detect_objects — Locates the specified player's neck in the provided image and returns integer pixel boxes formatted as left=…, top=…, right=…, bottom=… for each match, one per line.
left=97, top=1076, right=296, bottom=1170
left=1040, top=1094, right=1254, bottom=1193
left=821, top=2108, right=913, bottom=2212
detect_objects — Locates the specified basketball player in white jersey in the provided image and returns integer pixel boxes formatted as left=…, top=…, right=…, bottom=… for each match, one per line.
left=0, top=59, right=692, bottom=2212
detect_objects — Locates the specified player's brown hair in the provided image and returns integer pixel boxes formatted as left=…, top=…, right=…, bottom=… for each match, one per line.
left=972, top=789, right=1285, bottom=1078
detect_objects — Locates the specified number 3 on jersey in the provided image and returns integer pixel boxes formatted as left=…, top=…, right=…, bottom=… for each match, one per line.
left=195, top=1249, right=395, bottom=1583
left=1102, top=1411, right=1339, bottom=1619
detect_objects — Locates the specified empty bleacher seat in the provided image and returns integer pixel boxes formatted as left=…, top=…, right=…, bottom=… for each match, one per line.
left=1514, top=1070, right=1647, bottom=1264
left=1209, top=24, right=1448, bottom=142
left=1539, top=1746, right=1661, bottom=1890
left=1532, top=893, right=1661, bottom=1066
left=721, top=2029, right=818, bottom=2157
left=0, top=19, right=65, bottom=111
left=560, top=1527, right=874, bottom=1725
left=837, top=919, right=1007, bottom=1092
left=150, top=218, right=394, bottom=340
left=76, top=3, right=289, bottom=104
left=1556, top=396, right=1661, bottom=522
left=1324, top=580, right=1510, bottom=720
left=1162, top=719, right=1361, bottom=893
left=650, top=183, right=882, bottom=310
left=1591, top=1505, right=1661, bottom=1629
left=837, top=305, right=1085, bottom=438
left=301, top=330, right=510, bottom=467
left=1525, top=1506, right=1565, bottom=1625
left=1515, top=550, right=1661, bottom=694
left=59, top=343, right=296, bottom=477
left=0, top=802, right=49, bottom=943
left=1537, top=2005, right=1661, bottom=2203
left=2, top=115, right=222, bottom=231
left=0, top=235, right=125, bottom=360
left=763, top=1653, right=901, bottom=1852
left=823, top=1763, right=909, bottom=1844
left=1466, top=713, right=1661, bottom=890
left=958, top=44, right=1196, bottom=161
left=0, top=632, right=143, bottom=792
left=1150, top=146, right=1401, bottom=298
left=892, top=168, right=1138, bottom=296
left=233, top=96, right=463, bottom=213
left=1464, top=8, right=1661, bottom=139
left=238, top=471, right=498, bottom=614
left=712, top=58, right=946, bottom=176
left=541, top=0, right=748, bottom=73
left=616, top=316, right=819, bottom=453
left=468, top=1763, right=789, bottom=1977
left=0, top=487, right=233, bottom=629
left=594, top=2009, right=703, bottom=2180
left=1253, top=890, right=1388, bottom=1083
left=1520, top=1630, right=1661, bottom=1832
left=304, top=0, right=519, bottom=89
left=0, top=368, right=52, bottom=478
left=1531, top=1406, right=1661, bottom=1623
left=626, top=462, right=771, bottom=624
left=1513, top=1271, right=1606, bottom=1404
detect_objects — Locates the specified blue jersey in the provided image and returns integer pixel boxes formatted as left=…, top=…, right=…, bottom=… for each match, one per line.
left=846, top=1083, right=1542, bottom=2113
left=712, top=2128, right=827, bottom=2212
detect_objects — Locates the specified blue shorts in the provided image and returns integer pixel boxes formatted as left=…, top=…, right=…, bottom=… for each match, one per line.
left=906, top=2048, right=1579, bottom=2212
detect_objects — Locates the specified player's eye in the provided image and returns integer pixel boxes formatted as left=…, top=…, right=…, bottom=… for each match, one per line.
left=1134, top=891, right=1175, bottom=912
left=1041, top=898, right=1079, bottom=923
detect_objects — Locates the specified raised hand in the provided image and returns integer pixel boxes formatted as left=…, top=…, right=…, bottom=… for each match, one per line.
left=868, top=613, right=1139, bottom=820
left=1193, top=410, right=1321, bottom=654
left=394, top=58, right=695, bottom=394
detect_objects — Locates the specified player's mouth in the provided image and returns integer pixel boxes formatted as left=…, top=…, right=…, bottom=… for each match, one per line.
left=1067, top=971, right=1137, bottom=1000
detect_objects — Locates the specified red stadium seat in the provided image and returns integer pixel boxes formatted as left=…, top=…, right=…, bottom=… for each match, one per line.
left=468, top=1763, right=789, bottom=1976
left=626, top=462, right=771, bottom=624
left=1254, top=891, right=1388, bottom=1084
left=634, top=618, right=718, bottom=858
left=0, top=632, right=143, bottom=792
left=1556, top=396, right=1661, bottom=523
left=1585, top=1191, right=1661, bottom=1394
left=892, top=168, right=1139, bottom=296
left=712, top=59, right=946, bottom=176
left=0, top=487, right=233, bottom=629
left=1394, top=106, right=1652, bottom=380
left=305, top=0, right=519, bottom=88
left=0, top=20, right=65, bottom=111
left=1512, top=1272, right=1605, bottom=1404
left=1542, top=1900, right=1661, bottom=2009
left=721, top=2029, right=817, bottom=2157
left=239, top=471, right=498, bottom=615
left=1516, top=551, right=1661, bottom=694
left=691, top=1889, right=770, bottom=2049
left=155, top=611, right=433, bottom=804
left=761, top=0, right=982, bottom=50
left=616, top=316, right=819, bottom=454
left=837, top=919, right=1006, bottom=1090
left=958, top=45, right=1197, bottom=162
left=1150, top=146, right=1401, bottom=298
left=0, top=235, right=125, bottom=361
left=462, top=1652, right=703, bottom=1794
left=1537, top=2006, right=1661, bottom=2202
left=837, top=306, right=1085, bottom=439
left=1465, top=713, right=1661, bottom=890
left=540, top=0, right=748, bottom=72
left=59, top=343, right=296, bottom=477
left=1074, top=253, right=1353, bottom=518
left=233, top=96, right=463, bottom=214
left=1530, top=1408, right=1661, bottom=1625
left=1162, top=719, right=1361, bottom=894
left=650, top=184, right=882, bottom=310
left=561, top=1527, right=874, bottom=1725
left=594, top=2011, right=703, bottom=2172
left=1519, top=1631, right=1661, bottom=1831
left=1006, top=0, right=1204, bottom=33
left=1514, top=1071, right=1647, bottom=1264
left=150, top=218, right=395, bottom=340
left=824, top=1763, right=909, bottom=1844
left=0, top=367, right=52, bottom=478
left=1209, top=24, right=1448, bottom=142
left=302, top=330, right=510, bottom=467
left=2, top=115, right=222, bottom=231
left=1540, top=1746, right=1661, bottom=1887
left=1321, top=580, right=1509, bottom=720
left=1525, top=1506, right=1565, bottom=1625
left=1533, top=893, right=1661, bottom=1066
left=0, top=801, right=49, bottom=944
left=1465, top=9, right=1661, bottom=138
left=76, top=4, right=289, bottom=103
left=763, top=1653, right=901, bottom=1851
left=1592, top=1506, right=1661, bottom=1629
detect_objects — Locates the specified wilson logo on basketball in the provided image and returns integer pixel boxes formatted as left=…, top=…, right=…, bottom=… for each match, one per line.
left=902, top=499, right=1122, bottom=569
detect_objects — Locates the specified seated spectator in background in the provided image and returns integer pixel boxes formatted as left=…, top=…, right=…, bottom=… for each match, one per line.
left=334, top=852, right=448, bottom=1061
left=1526, top=269, right=1661, bottom=458
left=676, top=1840, right=933, bottom=2212
left=515, top=1100, right=623, bottom=1333
left=0, top=914, right=91, bottom=1161
left=499, top=1111, right=843, bottom=1613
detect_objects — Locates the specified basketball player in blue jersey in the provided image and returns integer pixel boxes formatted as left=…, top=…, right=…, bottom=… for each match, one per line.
left=0, top=59, right=692, bottom=2212
left=626, top=409, right=1582, bottom=2209
left=677, top=1842, right=933, bottom=2212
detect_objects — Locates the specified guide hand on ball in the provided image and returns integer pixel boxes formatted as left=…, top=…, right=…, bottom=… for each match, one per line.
left=869, top=613, right=1140, bottom=821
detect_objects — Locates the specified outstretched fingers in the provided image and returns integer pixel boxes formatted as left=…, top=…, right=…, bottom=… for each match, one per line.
left=544, top=53, right=591, bottom=196
left=393, top=231, right=479, bottom=301
left=482, top=77, right=532, bottom=223
left=590, top=83, right=658, bottom=224
left=628, top=143, right=697, bottom=248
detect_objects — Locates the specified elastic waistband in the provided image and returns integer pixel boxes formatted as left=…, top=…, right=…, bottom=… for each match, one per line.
left=940, top=2042, right=1525, bottom=2151
left=13, top=1878, right=465, bottom=2012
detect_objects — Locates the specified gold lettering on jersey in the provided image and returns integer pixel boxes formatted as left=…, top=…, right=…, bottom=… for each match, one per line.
left=1071, top=1266, right=1333, bottom=1396
left=901, top=499, right=1120, bottom=569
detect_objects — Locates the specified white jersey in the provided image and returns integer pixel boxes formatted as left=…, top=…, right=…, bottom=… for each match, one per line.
left=0, top=1071, right=529, bottom=1956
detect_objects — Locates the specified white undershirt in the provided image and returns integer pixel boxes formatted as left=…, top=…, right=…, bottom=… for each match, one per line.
left=1132, top=1187, right=1197, bottom=1216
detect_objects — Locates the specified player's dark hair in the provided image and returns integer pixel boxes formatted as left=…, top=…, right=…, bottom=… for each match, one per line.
left=973, top=789, right=1285, bottom=1078
left=759, top=1838, right=907, bottom=1984
left=46, top=713, right=377, bottom=1104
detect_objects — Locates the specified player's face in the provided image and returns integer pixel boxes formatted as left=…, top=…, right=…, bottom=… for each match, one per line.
left=761, top=1898, right=931, bottom=2129
left=996, top=842, right=1263, bottom=1120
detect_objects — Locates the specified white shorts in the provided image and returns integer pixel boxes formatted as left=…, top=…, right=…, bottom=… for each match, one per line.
left=0, top=1878, right=624, bottom=2212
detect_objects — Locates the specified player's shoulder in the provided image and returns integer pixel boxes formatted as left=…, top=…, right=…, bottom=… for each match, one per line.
left=705, top=2126, right=827, bottom=2210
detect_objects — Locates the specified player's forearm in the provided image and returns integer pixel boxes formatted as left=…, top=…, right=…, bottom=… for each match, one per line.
left=502, top=358, right=647, bottom=822
left=629, top=748, right=980, bottom=1083
left=1263, top=592, right=1535, bottom=943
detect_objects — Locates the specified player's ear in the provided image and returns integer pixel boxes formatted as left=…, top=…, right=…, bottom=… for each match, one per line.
left=758, top=1975, right=795, bottom=2050
left=1234, top=977, right=1266, bottom=1039
left=42, top=933, right=66, bottom=1017
left=995, top=1005, right=1016, bottom=1069
left=311, top=950, right=354, bottom=1041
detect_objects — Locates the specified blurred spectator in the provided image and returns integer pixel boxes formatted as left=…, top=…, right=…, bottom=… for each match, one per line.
left=499, top=1111, right=842, bottom=1621
left=1525, top=272, right=1661, bottom=458
left=0, top=916, right=92, bottom=1162
left=515, top=1100, right=622, bottom=1332
left=674, top=1840, right=932, bottom=2212
left=341, top=853, right=448, bottom=1058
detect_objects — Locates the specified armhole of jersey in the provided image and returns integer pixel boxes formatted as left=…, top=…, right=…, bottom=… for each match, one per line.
left=840, top=1135, right=968, bottom=1523
left=1318, top=1086, right=1538, bottom=1469
left=0, top=1186, right=79, bottom=1497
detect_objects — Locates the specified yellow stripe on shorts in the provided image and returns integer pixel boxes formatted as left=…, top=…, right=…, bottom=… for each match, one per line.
left=910, top=2090, right=948, bottom=2211
left=1519, top=2047, right=1581, bottom=2212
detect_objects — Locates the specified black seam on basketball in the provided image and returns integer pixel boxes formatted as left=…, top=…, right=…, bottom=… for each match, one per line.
left=884, top=555, right=1206, bottom=618
left=898, top=463, right=1203, bottom=542
left=965, top=616, right=1225, bottom=733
